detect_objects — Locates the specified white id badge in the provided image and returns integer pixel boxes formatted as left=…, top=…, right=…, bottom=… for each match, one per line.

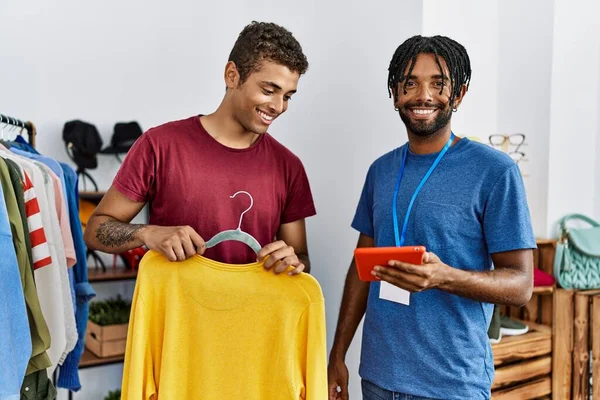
left=379, top=281, right=410, bottom=305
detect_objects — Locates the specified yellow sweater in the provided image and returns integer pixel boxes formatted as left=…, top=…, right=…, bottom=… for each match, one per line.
left=122, top=251, right=327, bottom=400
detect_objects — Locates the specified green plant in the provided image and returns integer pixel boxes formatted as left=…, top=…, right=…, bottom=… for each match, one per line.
left=89, top=295, right=131, bottom=326
left=103, top=389, right=121, bottom=400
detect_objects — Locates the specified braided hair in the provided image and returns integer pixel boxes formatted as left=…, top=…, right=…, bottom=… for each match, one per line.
left=387, top=35, right=471, bottom=107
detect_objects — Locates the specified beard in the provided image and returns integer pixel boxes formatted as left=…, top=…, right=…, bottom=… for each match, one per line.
left=399, top=102, right=452, bottom=138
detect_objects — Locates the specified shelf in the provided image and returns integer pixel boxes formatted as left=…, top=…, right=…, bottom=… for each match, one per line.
left=492, top=356, right=551, bottom=390
left=535, top=238, right=557, bottom=246
left=88, top=267, right=137, bottom=282
left=79, top=191, right=106, bottom=204
left=492, top=325, right=552, bottom=367
left=532, top=285, right=554, bottom=295
left=492, top=376, right=551, bottom=399
left=575, top=289, right=600, bottom=297
left=79, top=348, right=124, bottom=369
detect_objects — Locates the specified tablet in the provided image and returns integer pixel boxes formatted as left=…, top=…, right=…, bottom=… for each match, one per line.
left=354, top=246, right=427, bottom=282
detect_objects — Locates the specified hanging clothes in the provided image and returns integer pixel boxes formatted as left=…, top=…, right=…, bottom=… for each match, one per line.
left=1, top=127, right=94, bottom=397
left=0, top=156, right=56, bottom=400
left=8, top=138, right=96, bottom=391
left=0, top=149, right=69, bottom=375
left=0, top=157, right=52, bottom=374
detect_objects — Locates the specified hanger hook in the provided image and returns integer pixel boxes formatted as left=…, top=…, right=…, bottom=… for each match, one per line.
left=8, top=117, right=17, bottom=134
left=230, top=191, right=254, bottom=231
left=10, top=117, right=18, bottom=132
left=0, top=115, right=5, bottom=140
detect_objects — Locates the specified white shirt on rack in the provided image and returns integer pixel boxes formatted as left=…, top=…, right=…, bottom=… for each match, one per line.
left=34, top=161, right=78, bottom=361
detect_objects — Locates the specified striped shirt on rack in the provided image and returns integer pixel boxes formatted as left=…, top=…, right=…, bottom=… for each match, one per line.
left=23, top=171, right=52, bottom=269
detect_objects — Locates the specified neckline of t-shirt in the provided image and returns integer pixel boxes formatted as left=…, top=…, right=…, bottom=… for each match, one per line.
left=405, top=136, right=470, bottom=162
left=193, top=115, right=266, bottom=153
left=191, top=254, right=265, bottom=272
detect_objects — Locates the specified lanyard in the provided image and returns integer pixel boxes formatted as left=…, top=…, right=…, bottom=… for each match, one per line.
left=392, top=133, right=455, bottom=247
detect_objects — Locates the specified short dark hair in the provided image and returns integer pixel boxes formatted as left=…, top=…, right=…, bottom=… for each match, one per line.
left=228, top=21, right=309, bottom=84
left=387, top=35, right=471, bottom=107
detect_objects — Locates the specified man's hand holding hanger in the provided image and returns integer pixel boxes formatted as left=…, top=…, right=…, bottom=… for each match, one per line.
left=258, top=240, right=306, bottom=276
left=140, top=225, right=206, bottom=262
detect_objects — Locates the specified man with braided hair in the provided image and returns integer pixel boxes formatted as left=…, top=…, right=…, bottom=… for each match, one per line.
left=328, top=35, right=535, bottom=400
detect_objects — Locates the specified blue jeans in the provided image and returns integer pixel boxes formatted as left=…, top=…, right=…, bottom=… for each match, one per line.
left=362, top=380, right=437, bottom=400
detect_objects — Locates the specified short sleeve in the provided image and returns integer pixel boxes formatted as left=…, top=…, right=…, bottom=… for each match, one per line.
left=483, top=164, right=536, bottom=253
left=281, top=162, right=316, bottom=224
left=351, top=165, right=375, bottom=238
left=112, top=134, right=155, bottom=203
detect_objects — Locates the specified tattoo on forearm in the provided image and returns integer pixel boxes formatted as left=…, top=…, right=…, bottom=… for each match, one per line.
left=97, top=220, right=144, bottom=248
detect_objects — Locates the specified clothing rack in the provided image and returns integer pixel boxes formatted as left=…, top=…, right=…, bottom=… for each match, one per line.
left=0, top=113, right=36, bottom=148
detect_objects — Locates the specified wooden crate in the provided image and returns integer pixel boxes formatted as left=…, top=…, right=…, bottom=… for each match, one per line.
left=493, top=357, right=552, bottom=390
left=492, top=322, right=552, bottom=399
left=493, top=325, right=552, bottom=367
left=490, top=241, right=600, bottom=399
left=537, top=241, right=556, bottom=328
left=85, top=320, right=128, bottom=358
left=552, top=289, right=573, bottom=400
left=553, top=290, right=600, bottom=400
left=491, top=240, right=556, bottom=399
left=504, top=240, right=556, bottom=325
left=492, top=377, right=551, bottom=400
left=593, top=296, right=600, bottom=400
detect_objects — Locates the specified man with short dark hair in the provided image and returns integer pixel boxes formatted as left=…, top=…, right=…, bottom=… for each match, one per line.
left=85, top=21, right=316, bottom=274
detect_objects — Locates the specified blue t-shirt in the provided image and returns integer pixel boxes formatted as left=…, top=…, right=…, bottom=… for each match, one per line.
left=352, top=138, right=536, bottom=399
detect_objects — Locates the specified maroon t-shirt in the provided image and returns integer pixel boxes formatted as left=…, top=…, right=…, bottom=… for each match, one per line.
left=113, top=116, right=316, bottom=264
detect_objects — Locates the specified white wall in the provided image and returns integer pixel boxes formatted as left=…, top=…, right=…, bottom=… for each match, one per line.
left=422, top=0, right=499, bottom=137
left=497, top=0, right=554, bottom=237
left=546, top=0, right=600, bottom=236
left=423, top=0, right=600, bottom=237
left=595, top=49, right=600, bottom=221
left=423, top=0, right=556, bottom=237
left=1, top=1, right=422, bottom=399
